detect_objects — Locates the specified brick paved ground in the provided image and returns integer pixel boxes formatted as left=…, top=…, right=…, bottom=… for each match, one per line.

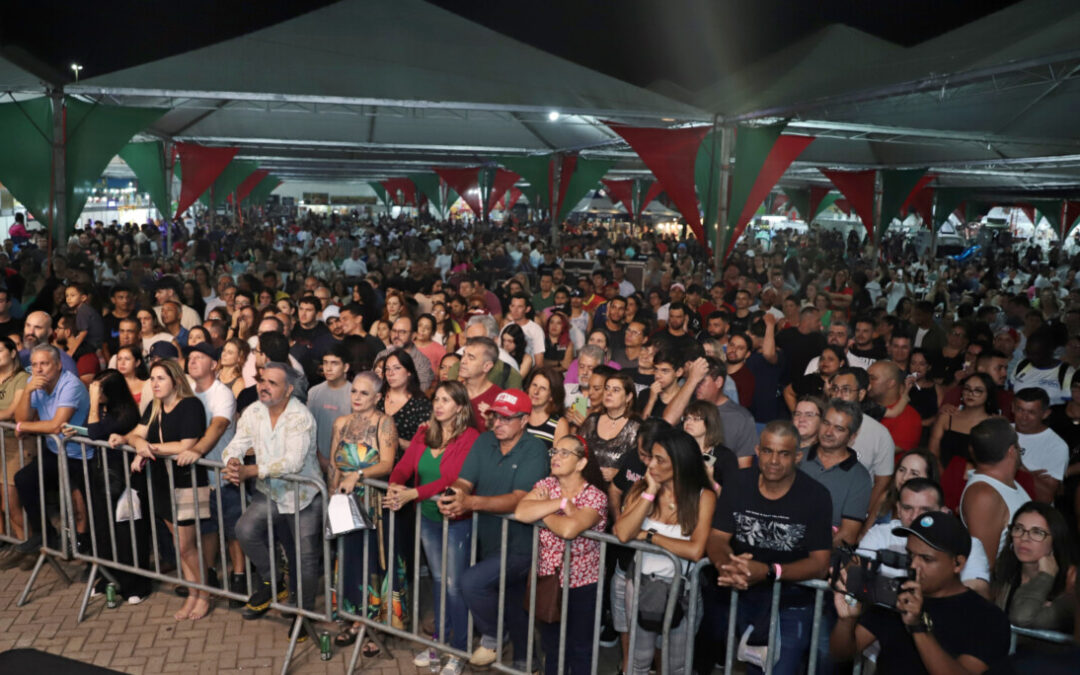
left=0, top=554, right=623, bottom=674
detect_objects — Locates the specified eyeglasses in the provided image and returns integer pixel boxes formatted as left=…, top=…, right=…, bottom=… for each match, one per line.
left=549, top=448, right=583, bottom=459
left=961, top=387, right=986, bottom=395
left=492, top=414, right=525, bottom=425
left=682, top=415, right=703, bottom=423
left=792, top=411, right=820, bottom=419
left=1010, top=524, right=1050, bottom=542
left=828, top=385, right=857, bottom=396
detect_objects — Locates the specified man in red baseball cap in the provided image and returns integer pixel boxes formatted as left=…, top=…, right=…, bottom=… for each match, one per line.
left=438, top=386, right=548, bottom=670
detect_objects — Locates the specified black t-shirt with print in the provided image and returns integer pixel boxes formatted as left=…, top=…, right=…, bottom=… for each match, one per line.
left=712, top=466, right=832, bottom=604
left=860, top=589, right=1013, bottom=675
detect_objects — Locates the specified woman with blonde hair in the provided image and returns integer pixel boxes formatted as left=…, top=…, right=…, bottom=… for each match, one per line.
left=110, top=358, right=209, bottom=621
left=387, top=381, right=480, bottom=671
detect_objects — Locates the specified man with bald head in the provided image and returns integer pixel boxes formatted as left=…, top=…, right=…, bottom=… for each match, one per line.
left=867, top=360, right=922, bottom=452
left=20, top=311, right=79, bottom=375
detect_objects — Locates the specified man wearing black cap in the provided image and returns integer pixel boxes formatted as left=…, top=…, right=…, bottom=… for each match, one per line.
left=831, top=511, right=1012, bottom=674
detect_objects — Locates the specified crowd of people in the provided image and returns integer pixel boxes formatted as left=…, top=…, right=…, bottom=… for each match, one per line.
left=0, top=209, right=1078, bottom=674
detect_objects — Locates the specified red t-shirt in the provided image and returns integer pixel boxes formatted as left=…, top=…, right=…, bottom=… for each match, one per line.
left=728, top=367, right=756, bottom=413
left=881, top=403, right=922, bottom=452
left=76, top=353, right=100, bottom=379
left=470, top=384, right=503, bottom=432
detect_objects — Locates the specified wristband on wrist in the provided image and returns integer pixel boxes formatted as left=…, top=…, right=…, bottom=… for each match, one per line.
left=15, top=422, right=21, bottom=434
left=774, top=563, right=782, bottom=581
left=560, top=497, right=568, bottom=512
left=640, top=492, right=656, bottom=502
left=712, top=482, right=721, bottom=493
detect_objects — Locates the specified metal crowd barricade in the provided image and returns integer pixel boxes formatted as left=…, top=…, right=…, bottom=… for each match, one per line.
left=681, top=559, right=1079, bottom=675
left=335, top=476, right=689, bottom=675
left=1, top=426, right=78, bottom=606
left=61, top=434, right=333, bottom=675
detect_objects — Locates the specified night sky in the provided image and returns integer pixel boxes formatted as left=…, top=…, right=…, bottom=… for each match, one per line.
left=3, top=0, right=1019, bottom=90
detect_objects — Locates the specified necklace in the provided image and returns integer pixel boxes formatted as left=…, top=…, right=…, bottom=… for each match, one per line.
left=603, top=412, right=625, bottom=422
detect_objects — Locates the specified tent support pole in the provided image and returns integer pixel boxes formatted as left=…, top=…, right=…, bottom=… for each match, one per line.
left=50, top=87, right=66, bottom=248
left=550, top=152, right=562, bottom=250
left=872, top=170, right=883, bottom=271
left=713, top=125, right=734, bottom=273
left=163, top=139, right=174, bottom=222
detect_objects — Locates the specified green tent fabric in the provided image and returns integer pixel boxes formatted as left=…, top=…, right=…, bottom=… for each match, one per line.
left=369, top=182, right=390, bottom=210
left=879, top=169, right=928, bottom=239
left=0, top=97, right=163, bottom=238
left=1033, top=200, right=1064, bottom=234
left=816, top=193, right=840, bottom=219
left=556, top=157, right=614, bottom=221
left=723, top=122, right=787, bottom=255
left=66, top=98, right=165, bottom=231
left=933, top=188, right=969, bottom=229
left=409, top=173, right=443, bottom=215
left=198, top=159, right=259, bottom=208
left=498, top=155, right=550, bottom=209
left=119, top=141, right=171, bottom=217
left=781, top=188, right=809, bottom=221
left=695, top=129, right=723, bottom=243
left=965, top=200, right=991, bottom=223
left=243, top=174, right=281, bottom=207
left=0, top=97, right=53, bottom=226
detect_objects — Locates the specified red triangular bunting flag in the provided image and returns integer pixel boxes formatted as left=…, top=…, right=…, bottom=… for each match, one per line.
left=231, top=169, right=271, bottom=205
left=601, top=179, right=635, bottom=216
left=640, top=181, right=664, bottom=217
left=905, top=187, right=935, bottom=227
left=174, top=143, right=238, bottom=218
left=607, top=122, right=711, bottom=244
left=820, top=169, right=877, bottom=241
left=486, top=169, right=521, bottom=213
left=1018, top=203, right=1035, bottom=226
left=727, top=135, right=815, bottom=257
left=434, top=167, right=482, bottom=217
left=381, top=178, right=417, bottom=206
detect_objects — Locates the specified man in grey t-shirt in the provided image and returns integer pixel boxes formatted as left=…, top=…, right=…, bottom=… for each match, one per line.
left=306, top=346, right=353, bottom=474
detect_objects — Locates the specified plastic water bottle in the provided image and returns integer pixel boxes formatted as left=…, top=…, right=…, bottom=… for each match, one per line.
left=428, top=648, right=440, bottom=673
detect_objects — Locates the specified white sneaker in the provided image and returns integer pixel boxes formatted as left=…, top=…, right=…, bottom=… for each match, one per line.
left=414, top=648, right=436, bottom=667
left=469, top=646, right=498, bottom=667
left=736, top=624, right=780, bottom=668
left=441, top=656, right=465, bottom=675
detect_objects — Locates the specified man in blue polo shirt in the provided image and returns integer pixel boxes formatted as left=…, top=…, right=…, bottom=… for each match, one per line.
left=439, top=388, right=548, bottom=674
left=11, top=343, right=91, bottom=556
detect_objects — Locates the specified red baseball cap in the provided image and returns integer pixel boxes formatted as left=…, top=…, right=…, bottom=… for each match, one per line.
left=489, top=389, right=531, bottom=417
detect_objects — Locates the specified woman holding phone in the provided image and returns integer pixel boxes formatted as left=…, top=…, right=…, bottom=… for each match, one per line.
left=386, top=381, right=479, bottom=672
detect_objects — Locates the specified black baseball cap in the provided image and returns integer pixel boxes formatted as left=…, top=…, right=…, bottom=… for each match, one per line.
left=892, top=512, right=971, bottom=558
left=183, top=342, right=220, bottom=361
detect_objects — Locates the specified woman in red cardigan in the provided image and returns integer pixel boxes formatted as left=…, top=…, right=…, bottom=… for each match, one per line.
left=386, top=381, right=479, bottom=671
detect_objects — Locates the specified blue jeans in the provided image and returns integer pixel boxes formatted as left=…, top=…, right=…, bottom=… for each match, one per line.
left=698, top=584, right=814, bottom=675
left=539, top=583, right=597, bottom=675
left=461, top=552, right=532, bottom=664
left=419, top=517, right=472, bottom=650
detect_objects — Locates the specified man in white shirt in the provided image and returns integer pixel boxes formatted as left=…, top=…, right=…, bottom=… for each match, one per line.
left=1010, top=329, right=1076, bottom=406
left=499, top=294, right=545, bottom=367
left=858, top=478, right=990, bottom=598
left=340, top=248, right=368, bottom=278
left=224, top=362, right=323, bottom=619
left=1013, top=387, right=1069, bottom=504
left=185, top=343, right=242, bottom=596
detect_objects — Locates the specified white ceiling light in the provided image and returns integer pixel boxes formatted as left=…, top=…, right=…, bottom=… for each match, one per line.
left=548, top=111, right=560, bottom=122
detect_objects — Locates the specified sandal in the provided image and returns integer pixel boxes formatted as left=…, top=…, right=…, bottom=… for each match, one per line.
left=334, top=622, right=361, bottom=647
left=362, top=640, right=380, bottom=658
